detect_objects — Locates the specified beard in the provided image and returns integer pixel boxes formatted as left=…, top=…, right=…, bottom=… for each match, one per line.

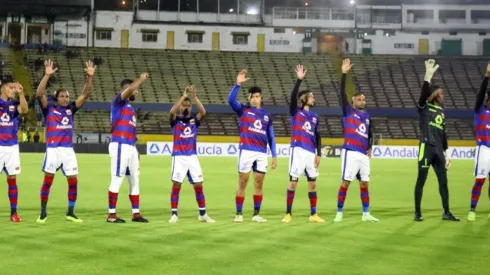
left=183, top=109, right=190, bottom=116
left=129, top=95, right=136, bottom=101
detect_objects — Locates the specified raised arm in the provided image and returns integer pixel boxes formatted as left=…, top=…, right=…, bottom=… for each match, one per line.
left=37, top=59, right=58, bottom=110
left=340, top=59, right=353, bottom=116
left=419, top=59, right=439, bottom=108
left=14, top=83, right=28, bottom=114
left=75, top=60, right=96, bottom=109
left=188, top=85, right=206, bottom=121
left=475, top=62, right=490, bottom=112
left=228, top=70, right=249, bottom=114
left=290, top=64, right=307, bottom=116
left=121, top=72, right=149, bottom=100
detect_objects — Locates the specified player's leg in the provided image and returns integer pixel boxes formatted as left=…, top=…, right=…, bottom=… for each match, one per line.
left=305, top=151, right=323, bottom=223
left=468, top=145, right=487, bottom=221
left=358, top=154, right=378, bottom=222
left=127, top=147, right=148, bottom=223
left=235, top=150, right=253, bottom=222
left=3, top=145, right=21, bottom=222
left=334, top=149, right=356, bottom=222
left=61, top=148, right=82, bottom=222
left=188, top=155, right=214, bottom=223
left=433, top=150, right=459, bottom=222
left=169, top=155, right=186, bottom=222
left=107, top=142, right=127, bottom=223
left=38, top=148, right=59, bottom=223
left=250, top=153, right=268, bottom=222
left=282, top=147, right=305, bottom=223
left=414, top=143, right=432, bottom=221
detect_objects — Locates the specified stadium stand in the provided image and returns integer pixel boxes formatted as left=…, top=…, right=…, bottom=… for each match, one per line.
left=25, top=48, right=339, bottom=106
left=349, top=55, right=487, bottom=109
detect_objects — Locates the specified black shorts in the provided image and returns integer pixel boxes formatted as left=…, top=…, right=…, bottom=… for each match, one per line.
left=418, top=142, right=445, bottom=170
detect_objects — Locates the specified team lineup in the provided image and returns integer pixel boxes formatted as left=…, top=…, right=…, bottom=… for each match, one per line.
left=1, top=58, right=490, bottom=223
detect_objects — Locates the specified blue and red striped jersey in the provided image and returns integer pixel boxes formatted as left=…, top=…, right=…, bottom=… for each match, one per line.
left=171, top=115, right=200, bottom=156
left=228, top=84, right=276, bottom=156
left=290, top=108, right=319, bottom=154
left=43, top=102, right=78, bottom=148
left=0, top=99, right=20, bottom=146
left=342, top=105, right=371, bottom=155
left=111, top=93, right=137, bottom=146
left=474, top=105, right=490, bottom=147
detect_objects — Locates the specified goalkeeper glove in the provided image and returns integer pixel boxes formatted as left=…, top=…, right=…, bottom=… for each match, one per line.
left=444, top=149, right=451, bottom=169
left=424, top=59, right=440, bottom=82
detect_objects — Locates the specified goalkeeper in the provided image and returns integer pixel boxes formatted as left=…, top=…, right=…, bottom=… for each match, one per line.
left=413, top=59, right=459, bottom=222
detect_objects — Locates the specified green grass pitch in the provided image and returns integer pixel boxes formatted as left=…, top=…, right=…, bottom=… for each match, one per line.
left=0, top=153, right=489, bottom=275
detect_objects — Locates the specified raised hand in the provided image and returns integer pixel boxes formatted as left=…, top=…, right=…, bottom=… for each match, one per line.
left=424, top=59, right=439, bottom=82
left=14, top=83, right=24, bottom=94
left=236, top=70, right=249, bottom=85
left=187, top=85, right=197, bottom=98
left=342, top=58, right=353, bottom=74
left=296, top=64, right=307, bottom=80
left=140, top=72, right=150, bottom=80
left=84, top=60, right=97, bottom=77
left=44, top=59, right=58, bottom=76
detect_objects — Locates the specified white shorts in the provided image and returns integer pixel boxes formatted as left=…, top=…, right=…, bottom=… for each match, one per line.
left=42, top=147, right=79, bottom=176
left=289, top=147, right=319, bottom=179
left=109, top=142, right=139, bottom=177
left=238, top=149, right=268, bottom=174
left=171, top=155, right=203, bottom=183
left=341, top=149, right=370, bottom=182
left=0, top=145, right=21, bottom=176
left=474, top=145, right=490, bottom=178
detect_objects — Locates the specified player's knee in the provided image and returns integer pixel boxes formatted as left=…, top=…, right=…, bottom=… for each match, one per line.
left=67, top=175, right=77, bottom=180
left=306, top=176, right=316, bottom=182
left=288, top=181, right=298, bottom=190
left=308, top=181, right=317, bottom=190
left=360, top=181, right=369, bottom=188
left=341, top=180, right=351, bottom=188
left=172, top=181, right=182, bottom=188
left=193, top=182, right=203, bottom=188
left=6, top=175, right=16, bottom=180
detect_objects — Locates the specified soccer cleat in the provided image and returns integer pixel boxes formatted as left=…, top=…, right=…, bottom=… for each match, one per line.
left=333, top=212, right=343, bottom=223
left=36, top=216, right=47, bottom=224
left=442, top=212, right=460, bottom=222
left=169, top=214, right=179, bottom=223
left=467, top=211, right=476, bottom=222
left=66, top=214, right=83, bottom=223
left=362, top=213, right=379, bottom=222
left=281, top=214, right=292, bottom=223
left=198, top=214, right=216, bottom=223
left=234, top=215, right=243, bottom=223
left=106, top=214, right=125, bottom=223
left=132, top=213, right=149, bottom=223
left=414, top=213, right=423, bottom=222
left=252, top=215, right=267, bottom=223
left=10, top=213, right=21, bottom=223
left=309, top=213, right=325, bottom=223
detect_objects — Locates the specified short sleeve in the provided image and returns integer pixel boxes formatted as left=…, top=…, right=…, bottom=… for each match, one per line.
left=42, top=102, right=52, bottom=117
left=112, top=93, right=125, bottom=106
left=194, top=116, right=201, bottom=128
left=69, top=101, right=79, bottom=114
left=170, top=116, right=177, bottom=128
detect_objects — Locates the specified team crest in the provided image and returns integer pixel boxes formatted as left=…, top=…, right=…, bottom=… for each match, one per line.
left=190, top=119, right=195, bottom=124
left=264, top=115, right=269, bottom=122
left=66, top=110, right=72, bottom=115
left=9, top=105, right=15, bottom=111
left=312, top=117, right=317, bottom=123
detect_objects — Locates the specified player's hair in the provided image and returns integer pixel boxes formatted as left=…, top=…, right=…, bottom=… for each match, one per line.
left=428, top=85, right=442, bottom=101
left=120, top=79, right=133, bottom=89
left=298, top=89, right=311, bottom=105
left=0, top=81, right=11, bottom=92
left=54, top=88, right=68, bottom=100
left=353, top=91, right=363, bottom=97
left=248, top=86, right=262, bottom=95
left=182, top=97, right=191, bottom=104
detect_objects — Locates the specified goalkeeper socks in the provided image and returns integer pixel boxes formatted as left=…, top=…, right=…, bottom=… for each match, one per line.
left=67, top=177, right=78, bottom=214
left=129, top=194, right=140, bottom=214
left=193, top=185, right=206, bottom=216
left=7, top=178, right=18, bottom=215
left=414, top=169, right=429, bottom=214
left=360, top=186, right=370, bottom=213
left=40, top=175, right=54, bottom=215
left=171, top=186, right=181, bottom=215
left=308, top=192, right=317, bottom=215
left=108, top=191, right=118, bottom=214
left=253, top=195, right=262, bottom=216
left=286, top=189, right=295, bottom=214
left=337, top=185, right=348, bottom=213
left=470, top=178, right=485, bottom=211
left=235, top=196, right=244, bottom=215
